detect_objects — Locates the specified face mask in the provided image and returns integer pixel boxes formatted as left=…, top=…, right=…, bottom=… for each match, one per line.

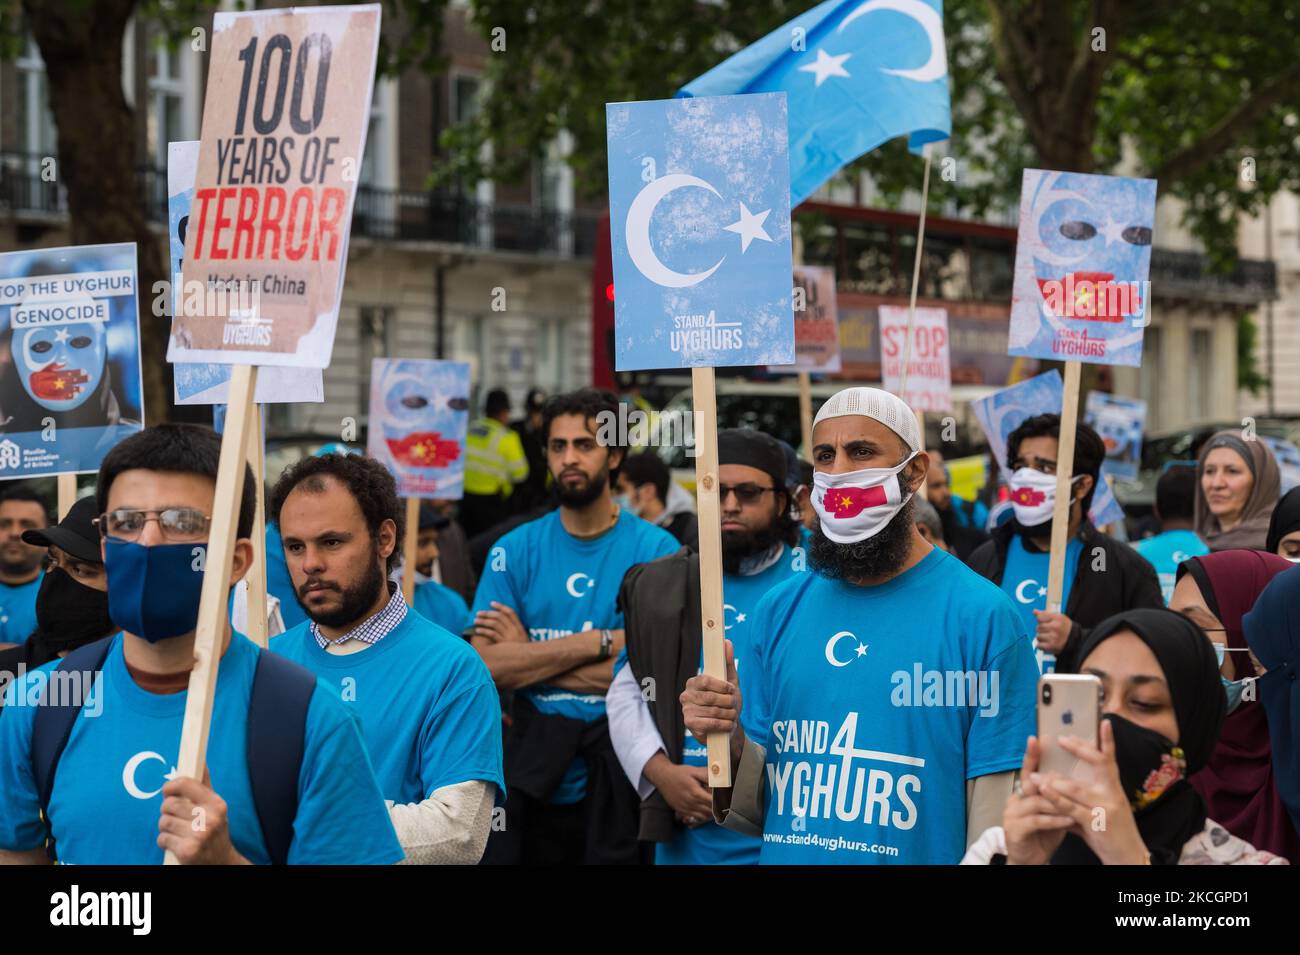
left=104, top=539, right=207, bottom=643
left=34, top=566, right=117, bottom=652
left=1213, top=644, right=1254, bottom=714
left=812, top=452, right=918, bottom=544
left=613, top=493, right=637, bottom=516
left=1007, top=467, right=1082, bottom=528
left=1104, top=713, right=1187, bottom=812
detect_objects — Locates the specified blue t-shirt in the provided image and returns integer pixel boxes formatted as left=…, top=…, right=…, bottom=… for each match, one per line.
left=414, top=579, right=471, bottom=635
left=266, top=523, right=309, bottom=630
left=0, top=573, right=42, bottom=645
left=0, top=632, right=403, bottom=865
left=471, top=508, right=678, bottom=804
left=271, top=610, right=504, bottom=805
left=1133, top=529, right=1208, bottom=604
left=742, top=548, right=1037, bottom=865
left=657, top=543, right=807, bottom=866
left=951, top=494, right=989, bottom=531
left=1000, top=535, right=1084, bottom=673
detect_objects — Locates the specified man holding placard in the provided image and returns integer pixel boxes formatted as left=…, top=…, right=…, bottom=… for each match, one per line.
left=470, top=389, right=678, bottom=864
left=966, top=414, right=1162, bottom=673
left=682, top=387, right=1038, bottom=864
left=270, top=453, right=504, bottom=864
left=0, top=426, right=401, bottom=864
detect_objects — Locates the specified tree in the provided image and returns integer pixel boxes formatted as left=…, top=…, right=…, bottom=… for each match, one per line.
left=436, top=0, right=1300, bottom=259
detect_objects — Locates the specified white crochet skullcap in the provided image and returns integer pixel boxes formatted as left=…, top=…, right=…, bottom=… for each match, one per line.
left=812, top=386, right=920, bottom=453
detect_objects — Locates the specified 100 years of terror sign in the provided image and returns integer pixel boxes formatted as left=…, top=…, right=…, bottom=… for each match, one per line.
left=170, top=4, right=380, bottom=369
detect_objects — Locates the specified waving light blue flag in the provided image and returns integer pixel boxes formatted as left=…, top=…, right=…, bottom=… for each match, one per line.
left=680, top=0, right=951, bottom=205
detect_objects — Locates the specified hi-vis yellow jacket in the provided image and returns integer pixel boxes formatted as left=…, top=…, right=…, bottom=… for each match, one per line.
left=464, top=417, right=529, bottom=496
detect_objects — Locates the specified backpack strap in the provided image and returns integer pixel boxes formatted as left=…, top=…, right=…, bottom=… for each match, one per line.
left=246, top=648, right=316, bottom=865
left=31, top=636, right=115, bottom=862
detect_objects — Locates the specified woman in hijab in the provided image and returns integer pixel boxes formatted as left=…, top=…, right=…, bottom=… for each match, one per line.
left=1169, top=549, right=1300, bottom=862
left=1265, top=486, right=1300, bottom=560
left=963, top=608, right=1284, bottom=864
left=1243, top=566, right=1300, bottom=856
left=1193, top=431, right=1280, bottom=551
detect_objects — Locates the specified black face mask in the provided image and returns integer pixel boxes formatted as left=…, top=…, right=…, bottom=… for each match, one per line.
left=1105, top=713, right=1187, bottom=812
left=34, top=566, right=117, bottom=653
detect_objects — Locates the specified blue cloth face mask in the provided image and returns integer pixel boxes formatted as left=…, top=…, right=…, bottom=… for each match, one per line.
left=104, top=539, right=207, bottom=643
left=1214, top=642, right=1255, bottom=715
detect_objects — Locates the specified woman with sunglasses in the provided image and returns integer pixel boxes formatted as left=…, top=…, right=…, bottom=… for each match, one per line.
left=1170, top=549, right=1300, bottom=862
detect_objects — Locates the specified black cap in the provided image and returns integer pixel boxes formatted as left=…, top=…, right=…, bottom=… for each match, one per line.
left=22, top=495, right=102, bottom=564
left=718, top=429, right=788, bottom=491
left=418, top=501, right=450, bottom=531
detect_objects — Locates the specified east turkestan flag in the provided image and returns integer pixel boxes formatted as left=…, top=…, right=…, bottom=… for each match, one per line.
left=679, top=0, right=951, bottom=206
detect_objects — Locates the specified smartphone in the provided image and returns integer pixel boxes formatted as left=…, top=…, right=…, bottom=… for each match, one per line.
left=1036, top=674, right=1102, bottom=780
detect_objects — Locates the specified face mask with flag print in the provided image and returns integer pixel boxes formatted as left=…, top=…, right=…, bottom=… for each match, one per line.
left=1007, top=467, right=1084, bottom=527
left=812, top=452, right=918, bottom=544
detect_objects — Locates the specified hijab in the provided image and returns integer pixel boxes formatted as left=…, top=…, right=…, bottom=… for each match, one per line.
left=1194, top=432, right=1280, bottom=551
left=1265, top=486, right=1300, bottom=556
left=1175, top=549, right=1300, bottom=862
left=1242, top=565, right=1300, bottom=854
left=1051, top=608, right=1224, bottom=865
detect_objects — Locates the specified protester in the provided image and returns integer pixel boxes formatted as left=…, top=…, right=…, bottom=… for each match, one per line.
left=1193, top=430, right=1280, bottom=552
left=1133, top=465, right=1209, bottom=603
left=270, top=453, right=504, bottom=864
left=681, top=387, right=1038, bottom=865
left=0, top=425, right=401, bottom=865
left=0, top=496, right=117, bottom=696
left=1169, top=550, right=1300, bottom=862
left=427, top=498, right=478, bottom=604
left=1242, top=566, right=1300, bottom=853
left=615, top=450, right=698, bottom=548
left=913, top=496, right=949, bottom=553
left=793, top=458, right=817, bottom=533
left=967, top=414, right=1162, bottom=673
left=0, top=485, right=48, bottom=645
left=410, top=502, right=472, bottom=635
left=266, top=520, right=308, bottom=630
left=511, top=387, right=550, bottom=510
left=610, top=428, right=805, bottom=864
left=1265, top=486, right=1300, bottom=560
left=462, top=388, right=530, bottom=538
left=925, top=449, right=990, bottom=562
left=470, top=388, right=679, bottom=865
left=964, top=608, right=1283, bottom=865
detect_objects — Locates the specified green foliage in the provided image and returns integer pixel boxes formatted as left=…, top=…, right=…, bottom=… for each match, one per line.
left=1237, top=311, right=1270, bottom=396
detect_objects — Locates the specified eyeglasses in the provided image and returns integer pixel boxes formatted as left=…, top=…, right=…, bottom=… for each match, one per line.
left=95, top=508, right=212, bottom=542
left=718, top=484, right=777, bottom=505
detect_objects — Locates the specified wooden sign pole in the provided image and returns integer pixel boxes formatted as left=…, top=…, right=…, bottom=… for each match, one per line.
left=797, top=371, right=813, bottom=459
left=901, top=145, right=933, bottom=499
left=245, top=407, right=269, bottom=648
left=692, top=365, right=731, bottom=788
left=56, top=473, right=77, bottom=521
left=401, top=496, right=419, bottom=606
left=166, top=363, right=259, bottom=866
left=1045, top=361, right=1082, bottom=612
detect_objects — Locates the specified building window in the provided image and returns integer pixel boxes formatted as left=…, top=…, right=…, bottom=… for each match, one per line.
left=16, top=34, right=58, bottom=170
left=1189, top=327, right=1212, bottom=421
left=148, top=38, right=198, bottom=169
left=358, top=306, right=394, bottom=420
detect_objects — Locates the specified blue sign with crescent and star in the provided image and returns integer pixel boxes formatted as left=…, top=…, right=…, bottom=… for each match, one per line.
left=605, top=92, right=796, bottom=371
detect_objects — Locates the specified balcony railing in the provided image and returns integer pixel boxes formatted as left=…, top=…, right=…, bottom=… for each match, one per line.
left=0, top=151, right=599, bottom=259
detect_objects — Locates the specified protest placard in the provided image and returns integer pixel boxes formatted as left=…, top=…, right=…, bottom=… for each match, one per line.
left=880, top=304, right=951, bottom=413
left=169, top=141, right=326, bottom=403
left=1084, top=391, right=1146, bottom=483
left=0, top=244, right=144, bottom=478
left=169, top=4, right=380, bottom=369
left=367, top=359, right=470, bottom=499
left=606, top=91, right=795, bottom=785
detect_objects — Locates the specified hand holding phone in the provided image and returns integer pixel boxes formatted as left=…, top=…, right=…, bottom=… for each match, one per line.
left=1036, top=674, right=1102, bottom=781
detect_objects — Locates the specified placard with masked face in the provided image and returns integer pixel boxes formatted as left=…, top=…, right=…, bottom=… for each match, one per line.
left=971, top=370, right=1126, bottom=527
left=0, top=244, right=144, bottom=477
left=1084, top=391, right=1146, bottom=483
left=366, top=359, right=470, bottom=499
left=1008, top=169, right=1157, bottom=368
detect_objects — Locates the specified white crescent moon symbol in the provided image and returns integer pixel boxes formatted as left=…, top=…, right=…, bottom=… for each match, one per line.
left=838, top=0, right=948, bottom=83
left=566, top=573, right=591, bottom=598
left=625, top=173, right=725, bottom=289
left=123, top=751, right=167, bottom=800
left=1028, top=176, right=1093, bottom=267
left=825, top=630, right=856, bottom=667
left=1015, top=579, right=1039, bottom=604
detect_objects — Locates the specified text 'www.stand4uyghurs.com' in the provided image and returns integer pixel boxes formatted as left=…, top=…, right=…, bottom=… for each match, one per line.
left=762, top=832, right=899, bottom=856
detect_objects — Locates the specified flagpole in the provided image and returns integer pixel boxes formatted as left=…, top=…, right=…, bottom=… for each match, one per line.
left=900, top=144, right=933, bottom=497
